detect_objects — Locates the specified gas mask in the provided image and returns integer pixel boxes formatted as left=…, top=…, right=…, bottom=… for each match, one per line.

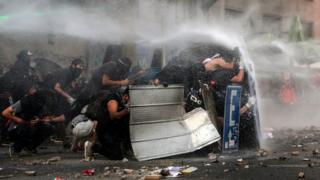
left=70, top=67, right=82, bottom=78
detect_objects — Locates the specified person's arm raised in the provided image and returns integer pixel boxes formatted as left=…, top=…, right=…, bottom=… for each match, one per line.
left=107, top=100, right=129, bottom=120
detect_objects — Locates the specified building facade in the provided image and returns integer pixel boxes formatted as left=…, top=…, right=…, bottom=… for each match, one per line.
left=219, top=0, right=320, bottom=40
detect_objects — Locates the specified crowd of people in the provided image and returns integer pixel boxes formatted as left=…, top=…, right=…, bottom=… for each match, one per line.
left=0, top=46, right=257, bottom=161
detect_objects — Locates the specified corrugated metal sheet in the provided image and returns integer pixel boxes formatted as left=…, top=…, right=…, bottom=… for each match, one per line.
left=129, top=85, right=221, bottom=161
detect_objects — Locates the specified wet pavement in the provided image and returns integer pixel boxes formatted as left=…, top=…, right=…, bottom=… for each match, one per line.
left=1, top=127, right=320, bottom=179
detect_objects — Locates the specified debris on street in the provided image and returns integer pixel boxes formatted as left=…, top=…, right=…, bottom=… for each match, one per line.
left=181, top=166, right=198, bottom=174
left=291, top=151, right=300, bottom=156
left=47, top=156, right=61, bottom=163
left=82, top=169, right=95, bottom=176
left=0, top=175, right=14, bottom=179
left=258, top=149, right=268, bottom=157
left=312, top=149, right=319, bottom=155
left=24, top=170, right=37, bottom=176
left=298, top=171, right=305, bottom=178
left=208, top=153, right=218, bottom=162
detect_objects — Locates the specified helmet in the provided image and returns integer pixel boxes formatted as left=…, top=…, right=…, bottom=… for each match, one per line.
left=71, top=58, right=84, bottom=66
left=17, top=50, right=32, bottom=61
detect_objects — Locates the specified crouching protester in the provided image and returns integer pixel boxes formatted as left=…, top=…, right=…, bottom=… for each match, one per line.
left=84, top=86, right=130, bottom=161
left=70, top=109, right=97, bottom=152
left=1, top=90, right=64, bottom=156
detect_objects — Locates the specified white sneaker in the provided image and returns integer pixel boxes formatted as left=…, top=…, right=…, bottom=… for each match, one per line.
left=84, top=141, right=94, bottom=161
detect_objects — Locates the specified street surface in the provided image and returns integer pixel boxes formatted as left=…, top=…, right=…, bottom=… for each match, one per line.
left=1, top=127, right=320, bottom=179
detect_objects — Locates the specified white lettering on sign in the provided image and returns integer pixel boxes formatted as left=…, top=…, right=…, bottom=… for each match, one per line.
left=229, top=90, right=237, bottom=127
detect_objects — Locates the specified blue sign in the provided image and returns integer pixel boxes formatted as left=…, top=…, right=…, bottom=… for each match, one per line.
left=222, top=85, right=242, bottom=152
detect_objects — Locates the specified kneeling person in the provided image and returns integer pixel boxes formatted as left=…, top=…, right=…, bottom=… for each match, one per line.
left=84, top=87, right=130, bottom=161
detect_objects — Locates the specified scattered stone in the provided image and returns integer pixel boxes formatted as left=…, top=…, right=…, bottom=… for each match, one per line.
left=124, top=169, right=134, bottom=174
left=223, top=169, right=229, bottom=173
left=237, top=158, right=243, bottom=162
left=298, top=171, right=305, bottom=178
left=292, top=144, right=303, bottom=148
left=25, top=160, right=42, bottom=165
left=259, top=161, right=267, bottom=167
left=278, top=156, right=287, bottom=160
left=25, top=171, right=37, bottom=176
left=312, top=149, right=319, bottom=155
left=258, top=149, right=268, bottom=157
left=120, top=175, right=127, bottom=179
left=47, top=156, right=61, bottom=163
left=291, top=151, right=300, bottom=156
left=113, top=166, right=120, bottom=172
left=50, top=138, right=63, bottom=144
left=122, top=158, right=129, bottom=162
left=74, top=173, right=81, bottom=178
left=308, top=163, right=315, bottom=168
left=204, top=163, right=211, bottom=166
left=103, top=171, right=111, bottom=177
left=208, top=153, right=218, bottom=162
left=236, top=161, right=249, bottom=168
left=0, top=175, right=14, bottom=179
left=104, top=166, right=110, bottom=171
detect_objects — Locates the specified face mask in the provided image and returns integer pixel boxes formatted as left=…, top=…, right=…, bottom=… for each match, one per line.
left=30, top=60, right=36, bottom=68
left=70, top=67, right=82, bottom=77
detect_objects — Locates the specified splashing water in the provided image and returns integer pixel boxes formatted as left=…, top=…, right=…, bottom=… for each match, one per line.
left=1, top=0, right=320, bottom=150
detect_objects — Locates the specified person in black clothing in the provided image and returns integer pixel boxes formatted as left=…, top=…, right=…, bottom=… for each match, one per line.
left=1, top=90, right=65, bottom=156
left=0, top=50, right=38, bottom=111
left=84, top=87, right=130, bottom=161
left=41, top=59, right=84, bottom=143
left=89, top=57, right=131, bottom=92
left=103, top=44, right=123, bottom=64
left=42, top=58, right=84, bottom=105
left=153, top=64, right=187, bottom=86
left=70, top=57, right=132, bottom=121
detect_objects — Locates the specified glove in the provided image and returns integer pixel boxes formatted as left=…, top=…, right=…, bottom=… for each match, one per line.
left=245, top=96, right=256, bottom=108
left=67, top=97, right=76, bottom=105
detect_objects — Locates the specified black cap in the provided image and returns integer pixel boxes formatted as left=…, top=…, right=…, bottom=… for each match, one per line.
left=71, top=58, right=84, bottom=66
left=117, top=57, right=132, bottom=69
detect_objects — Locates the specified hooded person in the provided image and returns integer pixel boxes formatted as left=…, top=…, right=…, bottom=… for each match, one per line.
left=0, top=50, right=38, bottom=105
left=83, top=86, right=130, bottom=161
left=42, top=58, right=84, bottom=105
left=40, top=58, right=84, bottom=145
left=69, top=57, right=132, bottom=122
